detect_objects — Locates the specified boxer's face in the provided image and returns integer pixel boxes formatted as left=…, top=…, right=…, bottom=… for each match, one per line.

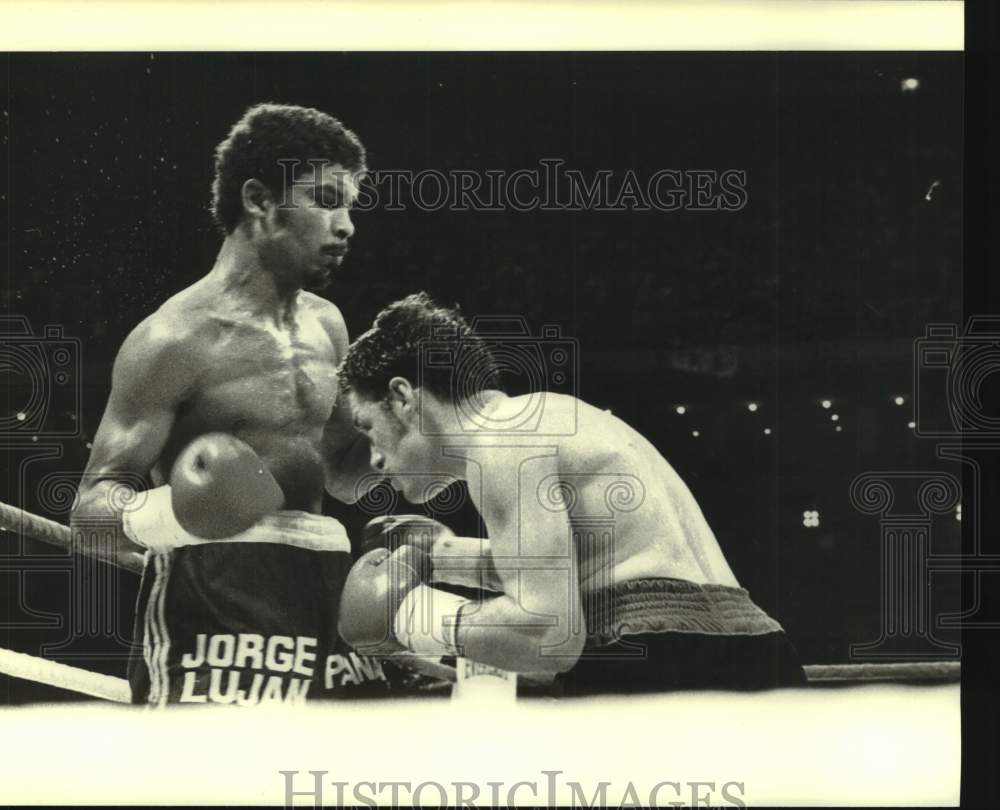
left=259, top=162, right=359, bottom=290
left=349, top=387, right=437, bottom=503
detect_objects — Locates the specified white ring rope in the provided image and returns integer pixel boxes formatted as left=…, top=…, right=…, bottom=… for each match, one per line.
left=0, top=499, right=143, bottom=573
left=0, top=646, right=131, bottom=703
left=0, top=498, right=961, bottom=698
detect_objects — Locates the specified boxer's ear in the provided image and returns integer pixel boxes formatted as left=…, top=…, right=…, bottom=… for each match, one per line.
left=387, top=377, right=418, bottom=423
left=241, top=178, right=273, bottom=221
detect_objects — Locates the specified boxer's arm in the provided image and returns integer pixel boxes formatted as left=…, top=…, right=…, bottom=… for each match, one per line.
left=454, top=455, right=586, bottom=674
left=70, top=317, right=190, bottom=566
left=317, top=301, right=378, bottom=504
left=431, top=535, right=502, bottom=592
left=362, top=515, right=502, bottom=592
left=322, top=401, right=376, bottom=504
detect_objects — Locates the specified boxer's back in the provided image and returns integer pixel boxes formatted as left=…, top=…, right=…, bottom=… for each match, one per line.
left=487, top=393, right=740, bottom=592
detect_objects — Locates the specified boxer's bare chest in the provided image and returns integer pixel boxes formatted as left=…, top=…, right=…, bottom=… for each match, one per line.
left=191, top=313, right=338, bottom=428
left=155, top=307, right=341, bottom=507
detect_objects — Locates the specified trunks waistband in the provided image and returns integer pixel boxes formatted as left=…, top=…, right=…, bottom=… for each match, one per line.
left=582, top=577, right=784, bottom=648
left=228, top=510, right=351, bottom=553
left=154, top=510, right=351, bottom=555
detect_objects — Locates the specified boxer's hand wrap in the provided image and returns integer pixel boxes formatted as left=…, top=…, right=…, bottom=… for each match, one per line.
left=393, top=584, right=471, bottom=658
left=121, top=484, right=200, bottom=553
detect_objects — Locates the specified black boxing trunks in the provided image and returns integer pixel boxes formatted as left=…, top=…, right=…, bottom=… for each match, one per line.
left=556, top=577, right=807, bottom=696
left=127, top=512, right=390, bottom=706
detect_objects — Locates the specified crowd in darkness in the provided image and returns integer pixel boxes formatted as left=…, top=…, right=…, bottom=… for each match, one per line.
left=3, top=53, right=961, bottom=347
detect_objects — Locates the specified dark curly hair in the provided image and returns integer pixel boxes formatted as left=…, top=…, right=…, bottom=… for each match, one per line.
left=210, top=103, right=367, bottom=233
left=339, top=293, right=503, bottom=404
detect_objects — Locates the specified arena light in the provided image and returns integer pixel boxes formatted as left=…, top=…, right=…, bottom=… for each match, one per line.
left=901, top=77, right=920, bottom=92
left=956, top=504, right=962, bottom=522
left=803, top=510, right=820, bottom=528
left=821, top=400, right=832, bottom=409
left=894, top=395, right=905, bottom=406
left=675, top=405, right=686, bottom=415
left=691, top=429, right=700, bottom=438
left=763, top=428, right=772, bottom=436
left=907, top=421, right=916, bottom=430
left=835, top=425, right=843, bottom=432
left=747, top=402, right=759, bottom=412
left=830, top=413, right=839, bottom=422
left=15, top=412, right=26, bottom=422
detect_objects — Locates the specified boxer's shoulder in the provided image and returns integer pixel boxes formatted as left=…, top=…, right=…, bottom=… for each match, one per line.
left=502, top=391, right=580, bottom=436
left=298, top=290, right=343, bottom=318
left=140, top=282, right=228, bottom=339
left=114, top=305, right=201, bottom=383
left=301, top=293, right=349, bottom=352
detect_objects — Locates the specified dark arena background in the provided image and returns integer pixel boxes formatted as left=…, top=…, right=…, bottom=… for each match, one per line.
left=1, top=52, right=964, bottom=702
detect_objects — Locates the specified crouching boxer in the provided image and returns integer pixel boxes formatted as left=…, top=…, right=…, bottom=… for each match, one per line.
left=337, top=293, right=807, bottom=696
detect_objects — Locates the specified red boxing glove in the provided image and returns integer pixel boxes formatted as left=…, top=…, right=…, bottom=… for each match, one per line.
left=338, top=545, right=432, bottom=655
left=170, top=432, right=284, bottom=539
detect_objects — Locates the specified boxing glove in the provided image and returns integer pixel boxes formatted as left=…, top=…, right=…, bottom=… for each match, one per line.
left=363, top=514, right=504, bottom=592
left=360, top=514, right=451, bottom=556
left=338, top=545, right=432, bottom=655
left=170, top=432, right=285, bottom=539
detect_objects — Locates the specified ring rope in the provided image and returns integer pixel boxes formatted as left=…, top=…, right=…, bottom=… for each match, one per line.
left=803, top=661, right=960, bottom=682
left=0, top=499, right=143, bottom=574
left=0, top=646, right=131, bottom=703
left=0, top=499, right=961, bottom=694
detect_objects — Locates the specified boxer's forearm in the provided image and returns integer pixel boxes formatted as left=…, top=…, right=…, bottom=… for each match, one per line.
left=70, top=481, right=147, bottom=567
left=456, top=593, right=584, bottom=674
left=324, top=433, right=376, bottom=504
left=431, top=536, right=503, bottom=592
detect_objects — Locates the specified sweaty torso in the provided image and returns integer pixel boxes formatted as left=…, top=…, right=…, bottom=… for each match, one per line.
left=150, top=280, right=342, bottom=512
left=475, top=393, right=740, bottom=592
